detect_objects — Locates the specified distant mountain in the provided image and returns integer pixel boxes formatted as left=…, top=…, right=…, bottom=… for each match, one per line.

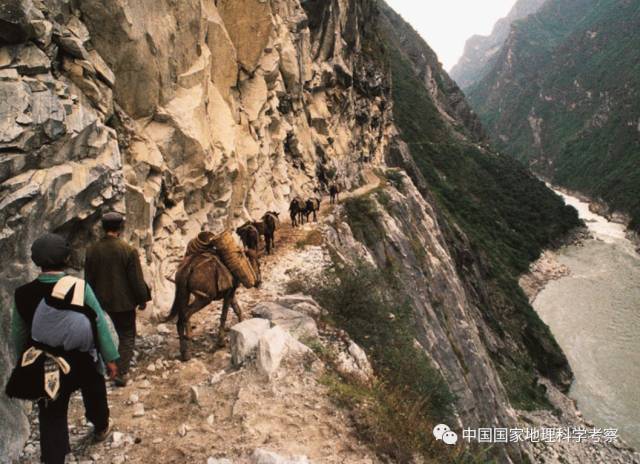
left=465, top=0, right=640, bottom=231
left=450, top=0, right=546, bottom=89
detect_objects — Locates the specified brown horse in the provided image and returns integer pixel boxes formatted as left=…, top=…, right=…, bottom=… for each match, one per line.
left=303, top=198, right=320, bottom=223
left=164, top=235, right=262, bottom=361
left=260, top=211, right=279, bottom=254
left=289, top=198, right=304, bottom=227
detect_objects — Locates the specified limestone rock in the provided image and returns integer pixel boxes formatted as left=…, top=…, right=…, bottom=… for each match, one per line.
left=204, top=4, right=237, bottom=104
left=336, top=341, right=374, bottom=384
left=0, top=1, right=35, bottom=44
left=256, top=326, right=312, bottom=377
left=251, top=449, right=309, bottom=464
left=207, top=458, right=232, bottom=464
left=251, top=302, right=318, bottom=340
left=229, top=318, right=271, bottom=366
left=217, top=0, right=273, bottom=73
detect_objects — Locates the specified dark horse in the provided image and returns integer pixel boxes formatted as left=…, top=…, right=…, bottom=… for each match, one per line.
left=236, top=223, right=259, bottom=252
left=164, top=233, right=262, bottom=361
left=303, top=198, right=320, bottom=223
left=289, top=198, right=304, bottom=227
left=257, top=211, right=279, bottom=254
left=329, top=184, right=340, bottom=204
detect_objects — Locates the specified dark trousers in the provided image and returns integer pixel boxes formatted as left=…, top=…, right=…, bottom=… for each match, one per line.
left=37, top=363, right=108, bottom=464
left=108, top=311, right=136, bottom=375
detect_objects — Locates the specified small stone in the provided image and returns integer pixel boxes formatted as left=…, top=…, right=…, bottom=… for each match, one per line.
left=152, top=438, right=162, bottom=444
left=178, top=423, right=188, bottom=437
left=207, top=458, right=232, bottom=464
left=112, top=455, right=126, bottom=464
left=90, top=453, right=100, bottom=461
left=209, top=371, right=225, bottom=384
left=133, top=403, right=145, bottom=417
left=146, top=363, right=156, bottom=372
left=112, top=431, right=124, bottom=447
left=206, top=415, right=215, bottom=427
left=128, top=393, right=139, bottom=404
left=190, top=386, right=200, bottom=405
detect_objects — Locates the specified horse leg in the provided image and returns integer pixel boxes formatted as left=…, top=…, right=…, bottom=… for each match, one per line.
left=231, top=294, right=243, bottom=323
left=178, top=296, right=210, bottom=361
left=216, top=296, right=231, bottom=348
left=177, top=313, right=190, bottom=362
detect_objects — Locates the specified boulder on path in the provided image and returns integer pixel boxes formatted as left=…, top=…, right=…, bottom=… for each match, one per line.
left=230, top=318, right=271, bottom=366
left=251, top=449, right=310, bottom=464
left=251, top=302, right=318, bottom=340
left=256, top=326, right=312, bottom=377
left=273, top=294, right=326, bottom=318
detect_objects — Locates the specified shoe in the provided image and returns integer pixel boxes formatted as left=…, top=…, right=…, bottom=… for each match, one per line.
left=114, top=375, right=128, bottom=387
left=93, top=420, right=112, bottom=443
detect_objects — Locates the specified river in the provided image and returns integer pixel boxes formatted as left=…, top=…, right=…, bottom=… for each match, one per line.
left=534, top=190, right=640, bottom=449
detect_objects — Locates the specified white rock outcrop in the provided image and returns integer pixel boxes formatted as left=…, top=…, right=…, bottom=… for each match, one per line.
left=229, top=318, right=271, bottom=366
left=251, top=302, right=318, bottom=340
left=256, top=326, right=312, bottom=377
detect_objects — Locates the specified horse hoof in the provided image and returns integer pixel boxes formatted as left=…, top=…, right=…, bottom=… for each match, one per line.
left=180, top=351, right=191, bottom=362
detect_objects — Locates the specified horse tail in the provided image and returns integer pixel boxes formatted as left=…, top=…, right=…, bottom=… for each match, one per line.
left=164, top=261, right=191, bottom=323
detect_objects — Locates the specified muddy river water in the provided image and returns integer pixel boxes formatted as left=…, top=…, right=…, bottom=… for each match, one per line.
left=534, top=191, right=640, bottom=449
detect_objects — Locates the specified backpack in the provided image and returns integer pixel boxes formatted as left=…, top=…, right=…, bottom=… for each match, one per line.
left=5, top=276, right=104, bottom=401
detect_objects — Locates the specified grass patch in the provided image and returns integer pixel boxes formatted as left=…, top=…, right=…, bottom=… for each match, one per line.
left=293, top=259, right=460, bottom=460
left=385, top=169, right=406, bottom=193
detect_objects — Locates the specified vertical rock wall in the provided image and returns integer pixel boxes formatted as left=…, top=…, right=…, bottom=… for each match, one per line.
left=0, top=0, right=392, bottom=459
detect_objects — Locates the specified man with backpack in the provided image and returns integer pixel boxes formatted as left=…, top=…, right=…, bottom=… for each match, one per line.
left=9, top=233, right=119, bottom=464
left=85, top=212, right=151, bottom=387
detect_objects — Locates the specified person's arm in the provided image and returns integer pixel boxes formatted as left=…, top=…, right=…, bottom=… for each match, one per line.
left=10, top=302, right=28, bottom=360
left=84, top=283, right=119, bottom=363
left=127, top=249, right=151, bottom=305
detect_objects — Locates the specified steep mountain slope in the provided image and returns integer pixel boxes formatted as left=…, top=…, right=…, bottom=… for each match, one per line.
left=450, top=0, right=546, bottom=89
left=466, top=0, right=640, bottom=231
left=379, top=0, right=580, bottom=403
left=1, top=0, right=586, bottom=462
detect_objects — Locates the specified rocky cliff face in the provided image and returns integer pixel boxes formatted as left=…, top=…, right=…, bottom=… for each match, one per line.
left=449, top=0, right=545, bottom=90
left=1, top=0, right=585, bottom=462
left=0, top=0, right=391, bottom=457
left=465, top=0, right=640, bottom=231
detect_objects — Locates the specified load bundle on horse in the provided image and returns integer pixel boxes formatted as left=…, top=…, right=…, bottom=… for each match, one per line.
left=165, top=231, right=262, bottom=361
left=213, top=230, right=258, bottom=288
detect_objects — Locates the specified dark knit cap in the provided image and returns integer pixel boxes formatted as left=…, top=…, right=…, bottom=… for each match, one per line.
left=101, top=212, right=125, bottom=230
left=31, top=233, right=71, bottom=269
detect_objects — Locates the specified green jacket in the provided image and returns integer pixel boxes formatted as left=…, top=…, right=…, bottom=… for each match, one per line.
left=11, top=273, right=120, bottom=363
left=85, top=236, right=150, bottom=313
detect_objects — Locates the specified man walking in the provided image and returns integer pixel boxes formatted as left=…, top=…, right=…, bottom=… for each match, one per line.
left=10, top=233, right=119, bottom=464
left=85, top=212, right=150, bottom=387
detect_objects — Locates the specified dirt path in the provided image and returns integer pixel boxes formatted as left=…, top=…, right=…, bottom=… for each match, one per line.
left=18, top=172, right=383, bottom=464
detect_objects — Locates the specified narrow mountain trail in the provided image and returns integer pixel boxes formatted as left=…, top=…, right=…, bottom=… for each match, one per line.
left=18, top=174, right=383, bottom=464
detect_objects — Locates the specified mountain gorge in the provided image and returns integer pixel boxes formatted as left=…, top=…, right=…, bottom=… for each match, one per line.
left=462, top=0, right=640, bottom=233
left=2, top=0, right=633, bottom=462
left=450, top=0, right=546, bottom=90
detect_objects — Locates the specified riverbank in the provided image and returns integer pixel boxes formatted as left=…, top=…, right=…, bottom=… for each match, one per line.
left=519, top=227, right=591, bottom=302
left=550, top=185, right=640, bottom=253
left=525, top=187, right=640, bottom=454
